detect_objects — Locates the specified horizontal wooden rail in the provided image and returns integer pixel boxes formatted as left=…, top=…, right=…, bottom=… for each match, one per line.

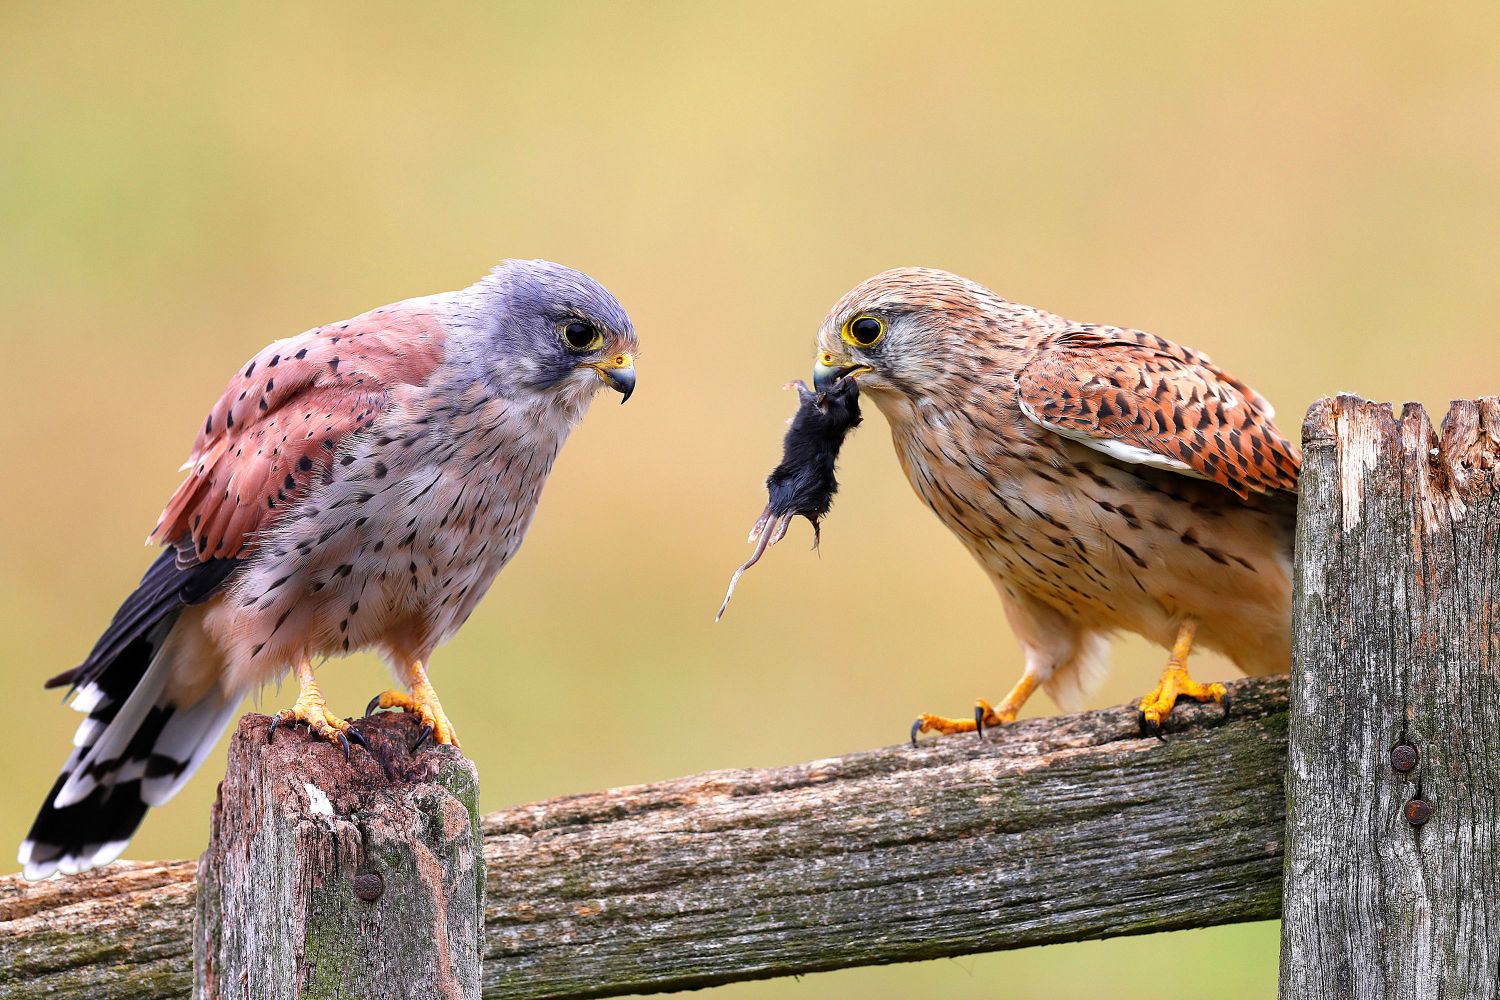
left=0, top=675, right=1287, bottom=999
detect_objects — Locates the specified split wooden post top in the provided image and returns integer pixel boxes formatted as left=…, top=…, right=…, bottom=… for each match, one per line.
left=194, top=712, right=484, bottom=1000
left=1282, top=395, right=1500, bottom=999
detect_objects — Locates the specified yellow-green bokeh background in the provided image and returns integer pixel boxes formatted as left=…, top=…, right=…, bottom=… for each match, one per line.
left=4, top=3, right=1498, bottom=996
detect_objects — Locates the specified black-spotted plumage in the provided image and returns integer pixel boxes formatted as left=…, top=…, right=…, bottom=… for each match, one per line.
left=811, top=266, right=1301, bottom=739
left=23, top=260, right=640, bottom=881
left=716, top=377, right=862, bottom=619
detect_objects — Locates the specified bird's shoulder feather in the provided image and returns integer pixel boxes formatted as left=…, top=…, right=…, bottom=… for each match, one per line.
left=150, top=306, right=448, bottom=560
left=1014, top=326, right=1301, bottom=498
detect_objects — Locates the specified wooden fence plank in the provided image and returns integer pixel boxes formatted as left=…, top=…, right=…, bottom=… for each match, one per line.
left=2, top=677, right=1286, bottom=999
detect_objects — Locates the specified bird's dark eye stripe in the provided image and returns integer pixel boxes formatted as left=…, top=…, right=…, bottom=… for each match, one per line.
left=850, top=317, right=883, bottom=346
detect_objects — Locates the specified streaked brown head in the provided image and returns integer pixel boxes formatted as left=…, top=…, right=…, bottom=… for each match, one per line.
left=813, top=267, right=1047, bottom=407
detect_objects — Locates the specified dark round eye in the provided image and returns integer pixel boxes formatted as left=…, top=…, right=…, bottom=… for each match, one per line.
left=848, top=316, right=884, bottom=347
left=561, top=320, right=601, bottom=352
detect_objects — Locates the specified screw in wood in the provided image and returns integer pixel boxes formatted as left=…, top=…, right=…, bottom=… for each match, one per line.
left=1389, top=743, right=1418, bottom=773
left=352, top=871, right=385, bottom=902
left=1404, top=799, right=1434, bottom=826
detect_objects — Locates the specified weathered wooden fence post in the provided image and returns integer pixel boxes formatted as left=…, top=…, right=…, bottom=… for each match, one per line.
left=193, top=712, right=484, bottom=1000
left=1, top=681, right=1290, bottom=998
left=1281, top=395, right=1500, bottom=998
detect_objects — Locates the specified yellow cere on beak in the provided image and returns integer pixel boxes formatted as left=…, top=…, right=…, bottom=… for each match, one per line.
left=813, top=351, right=871, bottom=393
left=585, top=353, right=636, bottom=403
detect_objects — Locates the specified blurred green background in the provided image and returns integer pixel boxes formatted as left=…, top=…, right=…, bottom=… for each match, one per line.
left=4, top=2, right=1498, bottom=996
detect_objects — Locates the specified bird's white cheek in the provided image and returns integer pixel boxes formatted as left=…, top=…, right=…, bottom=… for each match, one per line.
left=540, top=372, right=601, bottom=427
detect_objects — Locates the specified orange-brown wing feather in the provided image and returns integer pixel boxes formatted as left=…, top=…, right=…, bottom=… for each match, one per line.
left=1015, top=328, right=1301, bottom=498
left=150, top=307, right=447, bottom=559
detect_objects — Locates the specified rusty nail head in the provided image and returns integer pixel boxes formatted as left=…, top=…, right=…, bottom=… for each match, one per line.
left=1390, top=744, right=1418, bottom=773
left=1404, top=799, right=1434, bottom=826
left=352, top=872, right=384, bottom=902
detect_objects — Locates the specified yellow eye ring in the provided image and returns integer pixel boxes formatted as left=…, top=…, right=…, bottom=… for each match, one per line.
left=560, top=320, right=604, bottom=353
left=842, top=315, right=884, bottom=348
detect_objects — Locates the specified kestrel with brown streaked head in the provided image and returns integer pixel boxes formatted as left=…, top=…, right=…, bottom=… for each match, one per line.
left=21, top=260, right=637, bottom=879
left=811, top=268, right=1299, bottom=741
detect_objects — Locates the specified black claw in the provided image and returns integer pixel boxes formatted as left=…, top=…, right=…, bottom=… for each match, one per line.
left=336, top=729, right=352, bottom=761
left=1138, top=710, right=1166, bottom=743
left=1220, top=691, right=1233, bottom=724
left=974, top=704, right=986, bottom=739
left=346, top=726, right=372, bottom=754
left=910, top=718, right=923, bottom=747
left=411, top=723, right=434, bottom=753
left=268, top=715, right=283, bottom=744
left=366, top=695, right=383, bottom=717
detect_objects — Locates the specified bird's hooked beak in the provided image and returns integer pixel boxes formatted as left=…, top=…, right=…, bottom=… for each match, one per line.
left=584, top=353, right=636, bottom=403
left=813, top=351, right=871, bottom=393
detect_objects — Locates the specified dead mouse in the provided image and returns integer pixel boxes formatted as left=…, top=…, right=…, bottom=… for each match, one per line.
left=717, top=375, right=862, bottom=620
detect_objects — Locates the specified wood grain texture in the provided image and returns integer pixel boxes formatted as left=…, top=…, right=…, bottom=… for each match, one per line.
left=194, top=712, right=485, bottom=1000
left=1281, top=395, right=1500, bottom=999
left=0, top=859, right=195, bottom=999
left=483, top=678, right=1287, bottom=998
left=1, top=678, right=1287, bottom=1000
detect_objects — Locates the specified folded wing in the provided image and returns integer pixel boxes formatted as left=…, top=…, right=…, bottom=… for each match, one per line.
left=150, top=307, right=447, bottom=559
left=1015, top=328, right=1300, bottom=498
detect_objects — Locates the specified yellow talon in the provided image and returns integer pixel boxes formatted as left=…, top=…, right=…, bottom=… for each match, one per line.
left=912, top=710, right=980, bottom=740
left=910, top=671, right=1042, bottom=744
left=270, top=658, right=353, bottom=749
left=1137, top=618, right=1227, bottom=736
left=366, top=660, right=460, bottom=749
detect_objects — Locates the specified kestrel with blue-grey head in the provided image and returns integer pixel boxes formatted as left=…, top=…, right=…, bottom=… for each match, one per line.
left=21, top=259, right=637, bottom=879
left=811, top=268, right=1299, bottom=742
